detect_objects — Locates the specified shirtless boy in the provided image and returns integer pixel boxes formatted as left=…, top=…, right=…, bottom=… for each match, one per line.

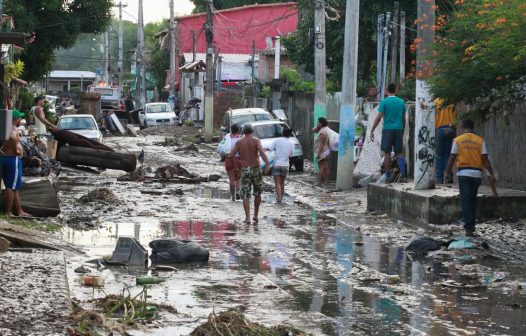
left=1, top=110, right=31, bottom=217
left=229, top=124, right=270, bottom=223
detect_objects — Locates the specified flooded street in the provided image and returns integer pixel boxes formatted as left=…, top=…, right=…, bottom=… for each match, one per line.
left=56, top=135, right=526, bottom=335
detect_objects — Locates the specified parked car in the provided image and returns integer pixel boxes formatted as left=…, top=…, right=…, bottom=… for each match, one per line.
left=57, top=114, right=103, bottom=143
left=220, top=108, right=274, bottom=139
left=138, top=102, right=177, bottom=129
left=245, top=120, right=304, bottom=172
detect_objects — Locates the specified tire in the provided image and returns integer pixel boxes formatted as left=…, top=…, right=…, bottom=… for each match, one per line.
left=294, top=158, right=304, bottom=172
left=144, top=120, right=148, bottom=128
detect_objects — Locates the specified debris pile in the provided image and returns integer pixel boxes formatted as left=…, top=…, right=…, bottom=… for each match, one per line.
left=190, top=309, right=309, bottom=336
left=150, top=238, right=210, bottom=263
left=78, top=188, right=118, bottom=204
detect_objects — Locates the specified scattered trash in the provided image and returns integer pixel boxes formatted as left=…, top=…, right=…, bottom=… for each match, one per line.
left=79, top=274, right=104, bottom=287
left=440, top=279, right=486, bottom=289
left=190, top=309, right=308, bottom=336
left=381, top=275, right=400, bottom=285
left=151, top=265, right=177, bottom=272
left=482, top=272, right=505, bottom=284
left=136, top=276, right=166, bottom=285
left=264, top=284, right=278, bottom=289
left=110, top=237, right=148, bottom=267
left=448, top=238, right=476, bottom=250
left=154, top=137, right=180, bottom=146
left=78, top=188, right=118, bottom=204
left=358, top=174, right=377, bottom=188
left=406, top=236, right=450, bottom=258
left=74, top=265, right=92, bottom=274
left=149, top=239, right=210, bottom=263
left=173, top=143, right=199, bottom=152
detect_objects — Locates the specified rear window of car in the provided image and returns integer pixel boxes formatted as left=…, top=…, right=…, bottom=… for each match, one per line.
left=253, top=123, right=286, bottom=139
left=146, top=104, right=171, bottom=113
left=59, top=117, right=96, bottom=130
left=232, top=113, right=272, bottom=127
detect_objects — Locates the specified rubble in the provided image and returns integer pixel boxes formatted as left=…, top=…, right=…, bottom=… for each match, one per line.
left=190, top=309, right=309, bottom=336
left=78, top=188, right=118, bottom=204
left=150, top=239, right=210, bottom=263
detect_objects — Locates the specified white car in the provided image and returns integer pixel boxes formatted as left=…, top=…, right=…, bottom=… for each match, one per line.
left=138, top=102, right=177, bottom=129
left=246, top=120, right=304, bottom=172
left=57, top=114, right=103, bottom=143
left=220, top=107, right=274, bottom=138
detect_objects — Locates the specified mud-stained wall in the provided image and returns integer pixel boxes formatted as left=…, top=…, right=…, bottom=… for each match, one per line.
left=478, top=103, right=526, bottom=190
left=284, top=91, right=314, bottom=159
left=213, top=92, right=243, bottom=128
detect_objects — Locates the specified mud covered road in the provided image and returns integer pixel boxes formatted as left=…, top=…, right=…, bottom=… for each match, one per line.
left=53, top=131, right=526, bottom=335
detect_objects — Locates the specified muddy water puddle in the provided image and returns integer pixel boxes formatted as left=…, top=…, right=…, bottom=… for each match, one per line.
left=60, top=211, right=526, bottom=336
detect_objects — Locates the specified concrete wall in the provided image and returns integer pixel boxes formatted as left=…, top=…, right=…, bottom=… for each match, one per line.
left=258, top=55, right=295, bottom=83
left=478, top=103, right=526, bottom=190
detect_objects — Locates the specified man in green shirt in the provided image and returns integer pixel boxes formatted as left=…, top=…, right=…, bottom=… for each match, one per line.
left=370, top=83, right=407, bottom=183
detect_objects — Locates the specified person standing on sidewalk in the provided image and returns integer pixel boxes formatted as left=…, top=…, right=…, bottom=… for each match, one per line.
left=229, top=124, right=270, bottom=223
left=268, top=127, right=293, bottom=203
left=435, top=98, right=456, bottom=183
left=445, top=119, right=495, bottom=237
left=313, top=117, right=331, bottom=186
left=370, top=83, right=407, bottom=183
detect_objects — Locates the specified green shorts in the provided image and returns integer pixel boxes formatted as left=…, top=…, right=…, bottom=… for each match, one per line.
left=240, top=167, right=263, bottom=199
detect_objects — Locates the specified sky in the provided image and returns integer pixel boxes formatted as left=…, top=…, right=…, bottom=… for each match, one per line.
left=113, top=0, right=195, bottom=24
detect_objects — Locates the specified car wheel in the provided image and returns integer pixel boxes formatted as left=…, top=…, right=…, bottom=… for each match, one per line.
left=294, top=158, right=304, bottom=172
left=144, top=120, right=148, bottom=128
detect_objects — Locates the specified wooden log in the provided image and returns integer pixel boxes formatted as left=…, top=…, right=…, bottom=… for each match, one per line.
left=57, top=146, right=137, bottom=172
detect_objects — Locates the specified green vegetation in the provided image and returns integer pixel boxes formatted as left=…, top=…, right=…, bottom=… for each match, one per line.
left=430, top=0, right=526, bottom=115
left=0, top=214, right=61, bottom=233
left=5, top=0, right=113, bottom=82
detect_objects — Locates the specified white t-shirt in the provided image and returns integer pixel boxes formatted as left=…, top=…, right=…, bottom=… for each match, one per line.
left=269, top=137, right=293, bottom=167
left=451, top=140, right=487, bottom=178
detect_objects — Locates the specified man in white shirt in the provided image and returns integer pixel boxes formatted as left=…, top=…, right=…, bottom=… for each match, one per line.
left=268, top=128, right=293, bottom=203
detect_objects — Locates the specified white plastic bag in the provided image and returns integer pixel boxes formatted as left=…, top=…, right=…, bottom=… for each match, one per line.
left=326, top=127, right=339, bottom=152
left=216, top=134, right=232, bottom=155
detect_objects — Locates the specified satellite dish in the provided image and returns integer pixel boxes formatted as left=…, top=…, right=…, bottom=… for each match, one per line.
left=265, top=36, right=273, bottom=49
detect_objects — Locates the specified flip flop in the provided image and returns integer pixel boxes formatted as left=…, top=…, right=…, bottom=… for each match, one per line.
left=252, top=217, right=258, bottom=223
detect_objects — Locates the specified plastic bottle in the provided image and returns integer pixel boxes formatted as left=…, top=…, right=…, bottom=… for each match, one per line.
left=136, top=276, right=166, bottom=285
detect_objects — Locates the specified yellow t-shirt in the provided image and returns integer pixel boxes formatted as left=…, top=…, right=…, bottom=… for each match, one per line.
left=435, top=98, right=456, bottom=128
left=452, top=132, right=485, bottom=171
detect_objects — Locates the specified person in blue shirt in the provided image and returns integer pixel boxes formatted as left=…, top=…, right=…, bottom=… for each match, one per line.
left=370, top=83, right=407, bottom=183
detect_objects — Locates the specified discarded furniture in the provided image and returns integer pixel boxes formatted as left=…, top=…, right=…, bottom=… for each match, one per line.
left=110, top=236, right=148, bottom=267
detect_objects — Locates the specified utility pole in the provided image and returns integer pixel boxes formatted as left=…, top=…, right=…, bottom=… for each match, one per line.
left=390, top=2, right=399, bottom=84
left=103, top=30, right=109, bottom=83
left=204, top=0, right=214, bottom=141
left=191, top=30, right=197, bottom=97
left=108, top=26, right=113, bottom=83
left=380, top=12, right=391, bottom=101
left=414, top=0, right=436, bottom=190
left=272, top=35, right=281, bottom=110
left=399, top=11, right=406, bottom=85
left=169, top=0, right=176, bottom=97
left=313, top=0, right=327, bottom=174
left=251, top=40, right=256, bottom=107
left=114, top=1, right=127, bottom=86
left=137, top=0, right=146, bottom=106
left=336, top=0, right=360, bottom=190
left=217, top=56, right=222, bottom=92
left=376, top=14, right=384, bottom=101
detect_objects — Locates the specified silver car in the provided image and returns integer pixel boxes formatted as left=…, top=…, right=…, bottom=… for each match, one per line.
left=245, top=120, right=304, bottom=172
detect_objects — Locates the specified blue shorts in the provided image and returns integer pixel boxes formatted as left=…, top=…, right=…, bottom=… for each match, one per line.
left=1, top=156, right=23, bottom=190
left=271, top=166, right=289, bottom=177
left=381, top=129, right=404, bottom=154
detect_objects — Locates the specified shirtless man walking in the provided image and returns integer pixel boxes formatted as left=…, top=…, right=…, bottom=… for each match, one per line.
left=229, top=124, right=270, bottom=223
left=33, top=96, right=58, bottom=134
left=1, top=110, right=31, bottom=217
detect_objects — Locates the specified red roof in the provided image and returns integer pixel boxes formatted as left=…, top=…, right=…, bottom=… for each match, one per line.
left=176, top=3, right=298, bottom=55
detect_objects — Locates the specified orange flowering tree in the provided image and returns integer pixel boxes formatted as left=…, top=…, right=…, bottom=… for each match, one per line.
left=430, top=0, right=526, bottom=113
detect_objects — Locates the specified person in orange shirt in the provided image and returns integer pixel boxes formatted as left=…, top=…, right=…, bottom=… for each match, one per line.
left=435, top=98, right=456, bottom=183
left=445, top=119, right=495, bottom=237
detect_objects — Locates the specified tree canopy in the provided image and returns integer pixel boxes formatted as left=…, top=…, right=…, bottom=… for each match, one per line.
left=5, top=0, right=113, bottom=82
left=430, top=0, right=526, bottom=114
left=283, top=0, right=416, bottom=94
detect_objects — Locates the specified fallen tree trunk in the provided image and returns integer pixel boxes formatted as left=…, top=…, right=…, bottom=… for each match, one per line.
left=57, top=146, right=137, bottom=172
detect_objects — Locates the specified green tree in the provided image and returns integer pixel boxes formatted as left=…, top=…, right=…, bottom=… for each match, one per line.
left=283, top=0, right=416, bottom=93
left=430, top=0, right=526, bottom=113
left=144, top=21, right=170, bottom=92
left=5, top=0, right=113, bottom=82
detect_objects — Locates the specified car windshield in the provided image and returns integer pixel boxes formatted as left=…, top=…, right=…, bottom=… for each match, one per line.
left=232, top=113, right=272, bottom=127
left=58, top=117, right=97, bottom=130
left=253, top=123, right=286, bottom=139
left=145, top=104, right=171, bottom=113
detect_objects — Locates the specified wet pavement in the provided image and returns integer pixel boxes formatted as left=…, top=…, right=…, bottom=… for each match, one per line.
left=49, top=134, right=526, bottom=335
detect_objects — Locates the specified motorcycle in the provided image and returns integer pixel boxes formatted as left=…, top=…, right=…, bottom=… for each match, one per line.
left=178, top=97, right=201, bottom=126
